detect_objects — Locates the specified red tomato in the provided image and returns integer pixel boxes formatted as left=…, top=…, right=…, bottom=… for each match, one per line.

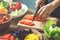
left=24, top=20, right=31, bottom=25
left=4, top=17, right=9, bottom=21
left=0, top=34, right=15, bottom=40
left=19, top=19, right=34, bottom=26
left=34, top=16, right=40, bottom=21
left=0, top=15, right=9, bottom=24
left=0, top=34, right=11, bottom=38
left=0, top=16, right=2, bottom=19
left=10, top=2, right=22, bottom=10
left=28, top=22, right=34, bottom=26
left=25, top=15, right=40, bottom=21
left=0, top=19, right=3, bottom=24
left=9, top=35, right=15, bottom=40
left=16, top=2, right=22, bottom=10
left=0, top=39, right=8, bottom=40
left=25, top=15, right=33, bottom=20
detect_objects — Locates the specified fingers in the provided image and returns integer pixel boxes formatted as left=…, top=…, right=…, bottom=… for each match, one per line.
left=37, top=6, right=49, bottom=20
left=36, top=0, right=44, bottom=8
left=39, top=6, right=45, bottom=19
left=37, top=7, right=43, bottom=18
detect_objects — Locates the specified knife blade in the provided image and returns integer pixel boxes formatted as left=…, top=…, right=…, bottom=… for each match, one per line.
left=32, top=7, right=40, bottom=21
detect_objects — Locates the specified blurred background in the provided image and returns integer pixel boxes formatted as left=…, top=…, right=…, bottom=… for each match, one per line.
left=3, top=0, right=53, bottom=10
left=13, top=0, right=36, bottom=10
left=13, top=0, right=52, bottom=10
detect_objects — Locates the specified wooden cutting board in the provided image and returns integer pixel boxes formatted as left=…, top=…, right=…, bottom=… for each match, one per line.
left=17, top=21, right=44, bottom=31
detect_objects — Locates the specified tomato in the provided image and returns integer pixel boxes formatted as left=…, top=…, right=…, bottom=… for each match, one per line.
left=0, top=39, right=8, bottom=40
left=0, top=16, right=2, bottom=19
left=16, top=2, right=22, bottom=10
left=0, top=34, right=11, bottom=38
left=25, top=15, right=33, bottom=20
left=4, top=17, right=9, bottom=21
left=34, top=16, right=40, bottom=21
left=0, top=15, right=9, bottom=24
left=0, top=19, right=3, bottom=24
left=25, top=15, right=40, bottom=21
left=28, top=22, right=34, bottom=26
left=9, top=35, right=15, bottom=40
left=19, top=19, right=34, bottom=26
left=19, top=20, right=25, bottom=24
left=0, top=34, right=15, bottom=40
left=10, top=2, right=22, bottom=11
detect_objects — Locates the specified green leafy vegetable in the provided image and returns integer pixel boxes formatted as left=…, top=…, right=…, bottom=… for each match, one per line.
left=0, top=1, right=9, bottom=9
left=44, top=20, right=60, bottom=40
left=10, top=8, right=25, bottom=16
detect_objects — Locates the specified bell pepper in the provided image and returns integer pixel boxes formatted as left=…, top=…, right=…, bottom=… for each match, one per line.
left=24, top=34, right=40, bottom=40
left=10, top=2, right=22, bottom=11
left=0, top=1, right=9, bottom=9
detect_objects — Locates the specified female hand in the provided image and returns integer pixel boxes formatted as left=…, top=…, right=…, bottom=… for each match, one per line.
left=36, top=0, right=45, bottom=8
left=37, top=4, right=55, bottom=19
left=36, top=0, right=60, bottom=20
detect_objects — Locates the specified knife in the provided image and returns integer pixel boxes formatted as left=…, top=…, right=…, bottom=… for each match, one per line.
left=32, top=7, right=40, bottom=21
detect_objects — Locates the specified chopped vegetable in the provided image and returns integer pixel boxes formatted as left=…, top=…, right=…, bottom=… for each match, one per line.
left=19, top=19, right=34, bottom=26
left=25, top=15, right=46, bottom=22
left=0, top=1, right=9, bottom=9
left=25, top=15, right=40, bottom=21
left=10, top=2, right=22, bottom=11
left=0, top=33, right=15, bottom=40
left=10, top=8, right=25, bottom=16
left=0, top=15, right=9, bottom=24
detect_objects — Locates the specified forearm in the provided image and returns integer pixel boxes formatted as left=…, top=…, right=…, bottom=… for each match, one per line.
left=50, top=0, right=60, bottom=8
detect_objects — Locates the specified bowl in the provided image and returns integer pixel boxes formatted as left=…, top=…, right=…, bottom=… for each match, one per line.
left=10, top=3, right=28, bottom=18
left=0, top=14, right=12, bottom=31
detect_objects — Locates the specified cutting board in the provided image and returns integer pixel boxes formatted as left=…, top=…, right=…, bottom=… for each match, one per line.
left=17, top=21, right=44, bottom=31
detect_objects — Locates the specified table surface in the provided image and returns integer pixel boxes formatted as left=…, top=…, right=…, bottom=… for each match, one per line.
left=0, top=9, right=58, bottom=40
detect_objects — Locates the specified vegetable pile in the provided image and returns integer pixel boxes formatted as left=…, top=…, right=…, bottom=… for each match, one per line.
left=0, top=15, right=9, bottom=24
left=10, top=2, right=22, bottom=11
left=44, top=20, right=60, bottom=40
left=0, top=1, right=9, bottom=14
left=25, top=15, right=40, bottom=21
left=0, top=29, right=32, bottom=40
left=10, top=2, right=25, bottom=17
left=10, top=8, right=25, bottom=16
left=0, top=5, right=8, bottom=14
left=19, top=19, right=34, bottom=26
left=0, top=33, right=15, bottom=40
left=13, top=29, right=40, bottom=40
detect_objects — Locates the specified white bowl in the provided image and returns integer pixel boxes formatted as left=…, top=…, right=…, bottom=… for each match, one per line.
left=10, top=3, right=28, bottom=18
